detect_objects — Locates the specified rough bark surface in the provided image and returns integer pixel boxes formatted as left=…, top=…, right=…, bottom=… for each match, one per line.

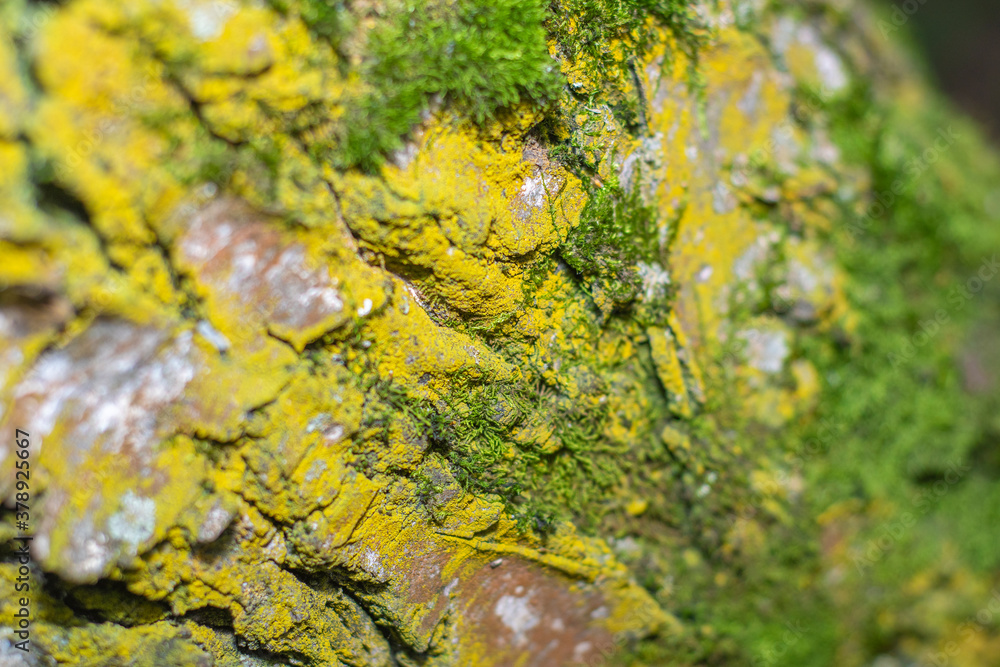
left=1, top=0, right=1000, bottom=665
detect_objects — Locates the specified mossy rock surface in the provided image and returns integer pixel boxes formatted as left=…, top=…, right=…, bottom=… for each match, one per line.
left=2, top=0, right=1000, bottom=665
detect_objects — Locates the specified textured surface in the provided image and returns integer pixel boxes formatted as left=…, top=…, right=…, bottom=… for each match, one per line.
left=1, top=0, right=1000, bottom=665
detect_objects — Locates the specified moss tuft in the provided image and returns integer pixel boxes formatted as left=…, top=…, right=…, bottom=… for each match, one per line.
left=297, top=0, right=561, bottom=171
left=560, top=175, right=661, bottom=316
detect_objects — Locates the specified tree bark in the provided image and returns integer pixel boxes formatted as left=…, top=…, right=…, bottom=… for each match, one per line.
left=2, top=0, right=999, bottom=665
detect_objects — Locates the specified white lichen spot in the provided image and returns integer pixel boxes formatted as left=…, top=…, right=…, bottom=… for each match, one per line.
left=197, top=502, right=233, bottom=543
left=775, top=20, right=849, bottom=94
left=771, top=125, right=801, bottom=174
left=75, top=533, right=111, bottom=581
left=737, top=71, right=764, bottom=117
left=361, top=547, right=387, bottom=580
left=733, top=234, right=778, bottom=282
left=713, top=181, right=736, bottom=214
left=180, top=0, right=238, bottom=41
left=787, top=259, right=819, bottom=294
left=494, top=593, right=539, bottom=647
left=612, top=536, right=641, bottom=557
left=732, top=0, right=762, bottom=26
left=305, top=414, right=331, bottom=433
left=812, top=129, right=841, bottom=165
left=740, top=328, right=790, bottom=374
left=813, top=46, right=848, bottom=93
left=196, top=319, right=230, bottom=352
left=34, top=533, right=50, bottom=561
left=771, top=16, right=797, bottom=56
left=520, top=174, right=548, bottom=209
left=619, top=151, right=640, bottom=192
left=637, top=261, right=671, bottom=301
left=262, top=531, right=286, bottom=562
left=107, top=490, right=156, bottom=550
left=323, top=424, right=344, bottom=444
left=573, top=641, right=594, bottom=662
left=357, top=298, right=373, bottom=317
left=391, top=142, right=419, bottom=170
left=304, top=458, right=327, bottom=483
left=0, top=345, right=24, bottom=401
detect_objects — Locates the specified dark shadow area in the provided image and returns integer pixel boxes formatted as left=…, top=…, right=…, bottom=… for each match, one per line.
left=882, top=0, right=1000, bottom=144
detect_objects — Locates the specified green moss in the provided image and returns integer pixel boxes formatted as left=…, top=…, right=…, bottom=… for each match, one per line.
left=290, top=0, right=349, bottom=43
left=549, top=0, right=701, bottom=75
left=549, top=0, right=703, bottom=132
left=289, top=0, right=703, bottom=171
left=560, top=175, right=662, bottom=316
left=672, top=75, right=1000, bottom=667
left=354, top=342, right=671, bottom=537
left=810, top=88, right=1000, bottom=510
left=297, top=0, right=560, bottom=172
left=13, top=0, right=1000, bottom=661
